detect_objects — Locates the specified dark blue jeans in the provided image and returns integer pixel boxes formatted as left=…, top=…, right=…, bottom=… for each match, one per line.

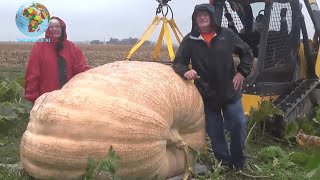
left=205, top=99, right=246, bottom=169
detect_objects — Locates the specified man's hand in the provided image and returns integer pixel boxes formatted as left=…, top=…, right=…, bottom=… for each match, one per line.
left=184, top=70, right=200, bottom=80
left=233, top=72, right=244, bottom=90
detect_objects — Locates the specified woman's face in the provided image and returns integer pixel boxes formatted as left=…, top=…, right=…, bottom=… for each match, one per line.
left=49, top=19, right=62, bottom=38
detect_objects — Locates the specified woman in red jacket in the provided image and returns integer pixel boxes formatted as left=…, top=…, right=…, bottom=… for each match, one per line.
left=24, top=16, right=90, bottom=103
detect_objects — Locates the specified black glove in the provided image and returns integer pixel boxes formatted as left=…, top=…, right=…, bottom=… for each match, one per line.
left=280, top=8, right=287, bottom=18
left=225, top=13, right=233, bottom=22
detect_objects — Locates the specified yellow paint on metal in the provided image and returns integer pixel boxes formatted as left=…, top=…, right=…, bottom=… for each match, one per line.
left=168, top=19, right=183, bottom=44
left=298, top=43, right=307, bottom=79
left=309, top=0, right=317, bottom=5
left=242, top=94, right=279, bottom=115
left=138, top=16, right=159, bottom=40
left=316, top=46, right=320, bottom=77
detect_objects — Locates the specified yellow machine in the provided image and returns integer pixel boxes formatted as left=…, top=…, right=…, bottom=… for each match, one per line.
left=128, top=0, right=320, bottom=137
left=216, top=0, right=320, bottom=137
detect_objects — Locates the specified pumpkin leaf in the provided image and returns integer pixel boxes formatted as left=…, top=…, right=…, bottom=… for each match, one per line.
left=285, top=121, right=299, bottom=139
left=289, top=152, right=311, bottom=166
left=83, top=146, right=121, bottom=180
left=0, top=102, right=18, bottom=122
left=101, top=146, right=120, bottom=174
left=108, top=146, right=120, bottom=162
left=314, top=106, right=320, bottom=125
left=305, top=148, right=320, bottom=171
left=279, top=158, right=295, bottom=168
left=313, top=118, right=320, bottom=125
left=298, top=120, right=318, bottom=135
left=0, top=79, right=23, bottom=103
left=14, top=74, right=25, bottom=87
left=257, top=146, right=287, bottom=163
left=306, top=166, right=320, bottom=179
left=13, top=101, right=32, bottom=115
left=112, top=175, right=122, bottom=180
left=83, top=158, right=96, bottom=180
left=249, top=101, right=284, bottom=124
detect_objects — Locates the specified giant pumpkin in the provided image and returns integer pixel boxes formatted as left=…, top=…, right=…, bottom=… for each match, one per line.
left=20, top=61, right=206, bottom=179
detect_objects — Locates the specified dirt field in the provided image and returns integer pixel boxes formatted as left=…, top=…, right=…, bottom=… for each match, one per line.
left=0, top=42, right=175, bottom=79
left=0, top=42, right=173, bottom=67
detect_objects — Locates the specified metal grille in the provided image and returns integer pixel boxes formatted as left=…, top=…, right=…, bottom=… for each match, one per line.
left=221, top=1, right=244, bottom=32
left=220, top=1, right=296, bottom=71
left=264, top=2, right=292, bottom=69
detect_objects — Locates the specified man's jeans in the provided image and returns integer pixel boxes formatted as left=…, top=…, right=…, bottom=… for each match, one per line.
left=205, top=99, right=246, bottom=169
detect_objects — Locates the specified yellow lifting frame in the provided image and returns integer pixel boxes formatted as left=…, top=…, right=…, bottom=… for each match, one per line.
left=126, top=15, right=183, bottom=61
left=316, top=47, right=320, bottom=77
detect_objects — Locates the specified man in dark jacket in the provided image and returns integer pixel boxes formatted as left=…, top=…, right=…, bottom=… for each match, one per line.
left=172, top=3, right=253, bottom=171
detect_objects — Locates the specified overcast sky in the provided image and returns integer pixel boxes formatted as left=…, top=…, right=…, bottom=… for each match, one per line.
left=0, top=0, right=317, bottom=42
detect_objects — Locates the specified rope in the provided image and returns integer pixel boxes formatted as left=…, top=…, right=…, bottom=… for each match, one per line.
left=169, top=129, right=201, bottom=180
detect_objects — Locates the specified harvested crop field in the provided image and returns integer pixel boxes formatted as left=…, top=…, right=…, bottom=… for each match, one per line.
left=0, top=42, right=172, bottom=66
left=0, top=42, right=174, bottom=79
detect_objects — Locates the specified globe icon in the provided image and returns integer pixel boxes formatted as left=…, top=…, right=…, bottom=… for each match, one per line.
left=15, top=1, right=50, bottom=37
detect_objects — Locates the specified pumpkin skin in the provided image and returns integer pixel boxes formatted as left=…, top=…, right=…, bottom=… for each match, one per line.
left=20, top=61, right=206, bottom=179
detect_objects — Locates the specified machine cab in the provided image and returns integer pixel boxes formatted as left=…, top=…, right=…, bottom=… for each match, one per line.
left=214, top=0, right=301, bottom=95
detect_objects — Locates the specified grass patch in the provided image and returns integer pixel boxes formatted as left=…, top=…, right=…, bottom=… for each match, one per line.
left=0, top=165, right=32, bottom=180
left=194, top=136, right=317, bottom=180
left=0, top=116, right=32, bottom=180
left=0, top=118, right=28, bottom=164
left=0, top=65, right=24, bottom=80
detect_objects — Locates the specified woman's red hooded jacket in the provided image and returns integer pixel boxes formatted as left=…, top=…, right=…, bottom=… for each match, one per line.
left=24, top=17, right=90, bottom=103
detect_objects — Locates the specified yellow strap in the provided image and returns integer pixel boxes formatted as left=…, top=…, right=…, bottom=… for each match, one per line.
left=172, top=20, right=183, bottom=38
left=138, top=16, right=158, bottom=40
left=163, top=18, right=175, bottom=61
left=126, top=17, right=161, bottom=60
left=169, top=19, right=183, bottom=44
left=152, top=21, right=165, bottom=60
left=126, top=16, right=184, bottom=61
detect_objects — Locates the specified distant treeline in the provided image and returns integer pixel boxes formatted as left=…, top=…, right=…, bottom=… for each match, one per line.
left=90, top=37, right=152, bottom=45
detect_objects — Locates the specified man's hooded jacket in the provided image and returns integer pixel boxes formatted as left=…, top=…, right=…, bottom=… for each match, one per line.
left=172, top=3, right=253, bottom=109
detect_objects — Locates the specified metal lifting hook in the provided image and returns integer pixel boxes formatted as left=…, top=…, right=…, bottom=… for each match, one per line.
left=157, top=0, right=170, bottom=6
left=156, top=0, right=173, bottom=19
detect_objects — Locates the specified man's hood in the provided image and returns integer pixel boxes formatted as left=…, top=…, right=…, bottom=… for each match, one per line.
left=191, top=3, right=220, bottom=38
